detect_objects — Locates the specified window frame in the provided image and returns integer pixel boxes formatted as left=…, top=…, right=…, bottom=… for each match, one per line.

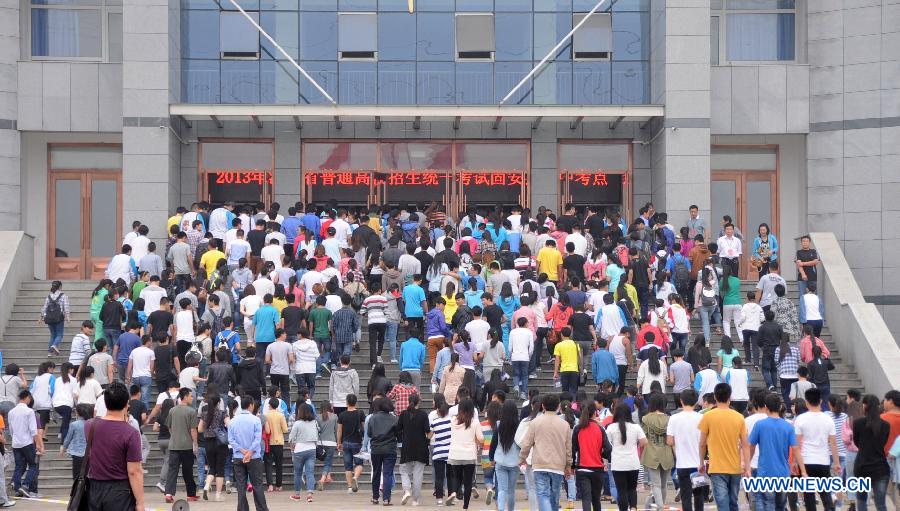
left=27, top=0, right=121, bottom=62
left=454, top=12, right=495, bottom=62
left=711, top=0, right=798, bottom=65
left=572, top=12, right=612, bottom=61
left=338, top=12, right=378, bottom=61
left=220, top=10, right=261, bottom=60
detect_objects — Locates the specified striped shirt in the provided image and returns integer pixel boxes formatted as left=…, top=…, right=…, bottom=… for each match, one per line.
left=825, top=411, right=848, bottom=457
left=774, top=344, right=801, bottom=379
left=360, top=294, right=388, bottom=324
left=429, top=411, right=452, bottom=461
left=481, top=419, right=494, bottom=468
left=332, top=307, right=360, bottom=343
left=69, top=333, right=93, bottom=365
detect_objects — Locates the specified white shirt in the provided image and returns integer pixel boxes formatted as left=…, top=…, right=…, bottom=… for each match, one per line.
left=52, top=376, right=77, bottom=408
left=508, top=327, right=534, bottom=362
left=179, top=367, right=199, bottom=390
left=106, top=253, right=135, bottom=283
left=69, top=333, right=93, bottom=365
left=609, top=334, right=628, bottom=365
left=667, top=305, right=690, bottom=334
left=175, top=310, right=195, bottom=342
left=240, top=295, right=263, bottom=318
left=129, top=345, right=156, bottom=378
left=587, top=289, right=608, bottom=313
left=261, top=245, right=284, bottom=268
left=299, top=271, right=326, bottom=298
left=636, top=359, right=667, bottom=395
left=725, top=368, right=750, bottom=401
left=265, top=231, right=286, bottom=246
left=224, top=228, right=239, bottom=250
left=666, top=410, right=703, bottom=469
left=227, top=239, right=251, bottom=266
left=325, top=294, right=343, bottom=314
left=123, top=231, right=139, bottom=247
left=738, top=302, right=764, bottom=332
left=140, top=284, right=168, bottom=314
left=209, top=207, right=232, bottom=239
left=398, top=254, right=421, bottom=281
left=794, top=411, right=836, bottom=465
left=253, top=277, right=275, bottom=298
left=717, top=235, right=742, bottom=259
left=130, top=235, right=151, bottom=262
left=695, top=368, right=720, bottom=397
left=465, top=319, right=491, bottom=345
left=597, top=303, right=625, bottom=340
left=565, top=232, right=588, bottom=257
left=605, top=422, right=646, bottom=471
left=744, top=413, right=767, bottom=469
left=76, top=379, right=103, bottom=405
left=803, top=294, right=822, bottom=321
left=331, top=218, right=352, bottom=248
left=292, top=338, right=319, bottom=374
left=500, top=269, right=521, bottom=295
left=9, top=403, right=38, bottom=448
left=507, top=214, right=522, bottom=232
left=321, top=267, right=341, bottom=284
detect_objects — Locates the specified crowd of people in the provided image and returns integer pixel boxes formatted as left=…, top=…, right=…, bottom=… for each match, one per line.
left=0, top=199, right=895, bottom=511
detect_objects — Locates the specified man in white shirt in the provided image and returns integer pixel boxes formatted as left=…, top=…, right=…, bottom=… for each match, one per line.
left=330, top=209, right=352, bottom=249
left=139, top=276, right=168, bottom=314
left=666, top=388, right=706, bottom=511
left=508, top=317, right=535, bottom=399
left=9, top=390, right=41, bottom=498
left=106, top=245, right=137, bottom=285
left=464, top=308, right=491, bottom=348
left=299, top=260, right=326, bottom=302
left=564, top=224, right=588, bottom=257
left=716, top=223, right=742, bottom=276
left=755, top=262, right=787, bottom=310
left=208, top=202, right=236, bottom=242
left=398, top=245, right=422, bottom=285
left=793, top=387, right=841, bottom=511
left=265, top=329, right=295, bottom=399
left=126, top=336, right=156, bottom=409
left=586, top=280, right=609, bottom=313
left=252, top=274, right=275, bottom=299
left=594, top=293, right=627, bottom=341
left=223, top=217, right=242, bottom=251
left=130, top=225, right=151, bottom=262
left=123, top=221, right=141, bottom=247
left=260, top=239, right=284, bottom=269
left=174, top=298, right=196, bottom=367
left=743, top=390, right=768, bottom=477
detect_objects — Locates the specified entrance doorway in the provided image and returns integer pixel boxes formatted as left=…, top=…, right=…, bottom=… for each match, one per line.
left=48, top=171, right=122, bottom=280
left=711, top=171, right=778, bottom=279
left=557, top=141, right=632, bottom=218
left=199, top=140, right=274, bottom=209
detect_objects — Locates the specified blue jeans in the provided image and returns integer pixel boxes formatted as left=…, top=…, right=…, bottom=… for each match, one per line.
left=671, top=332, right=688, bottom=353
left=710, top=473, right=741, bottom=511
left=385, top=321, right=399, bottom=361
left=534, top=470, right=564, bottom=511
left=47, top=322, right=64, bottom=352
left=12, top=444, right=38, bottom=491
left=819, top=382, right=831, bottom=411
left=699, top=305, right=720, bottom=341
left=105, top=328, right=121, bottom=349
left=132, top=375, right=152, bottom=409
left=495, top=465, right=518, bottom=511
left=321, top=446, right=335, bottom=476
left=197, top=446, right=207, bottom=484
left=332, top=339, right=352, bottom=369
left=292, top=449, right=316, bottom=493
left=797, top=281, right=824, bottom=324
left=315, top=336, right=331, bottom=374
left=371, top=452, right=397, bottom=503
left=845, top=451, right=857, bottom=500
left=856, top=474, right=888, bottom=511
left=512, top=361, right=529, bottom=395
left=757, top=491, right=787, bottom=511
left=761, top=354, right=778, bottom=389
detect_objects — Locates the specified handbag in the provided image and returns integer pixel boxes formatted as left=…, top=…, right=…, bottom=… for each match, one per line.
left=68, top=418, right=96, bottom=511
left=315, top=423, right=326, bottom=461
left=215, top=426, right=229, bottom=447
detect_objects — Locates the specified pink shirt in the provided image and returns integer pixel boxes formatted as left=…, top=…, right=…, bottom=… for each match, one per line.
left=512, top=306, right=537, bottom=335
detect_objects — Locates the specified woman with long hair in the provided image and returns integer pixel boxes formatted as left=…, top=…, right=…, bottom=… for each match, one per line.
left=826, top=394, right=850, bottom=509
left=572, top=401, right=607, bottom=511
left=606, top=403, right=648, bottom=511
left=516, top=396, right=542, bottom=511
left=480, top=329, right=506, bottom=386
left=446, top=398, right=483, bottom=510
left=695, top=266, right=720, bottom=341
left=52, top=362, right=76, bottom=442
left=720, top=263, right=742, bottom=337
left=288, top=402, right=320, bottom=502
left=752, top=222, right=778, bottom=277
left=667, top=294, right=691, bottom=353
left=89, top=279, right=113, bottom=340
left=775, top=332, right=802, bottom=406
left=366, top=362, right=393, bottom=408
left=491, top=400, right=522, bottom=511
left=497, top=282, right=520, bottom=347
left=62, top=403, right=94, bottom=479
left=198, top=394, right=230, bottom=501
left=482, top=368, right=509, bottom=410
left=852, top=394, right=891, bottom=511
left=239, top=283, right=261, bottom=345
left=640, top=393, right=673, bottom=509
left=439, top=353, right=466, bottom=404
left=316, top=400, right=338, bottom=490
left=453, top=330, right=477, bottom=370
left=367, top=397, right=400, bottom=505
left=717, top=335, right=740, bottom=375
left=398, top=393, right=430, bottom=505
left=42, top=280, right=69, bottom=356
left=686, top=334, right=712, bottom=373
left=636, top=347, right=667, bottom=401
left=430, top=394, right=453, bottom=505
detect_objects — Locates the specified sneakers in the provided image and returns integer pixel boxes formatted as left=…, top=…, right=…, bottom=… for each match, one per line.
left=390, top=359, right=399, bottom=364
left=165, top=495, right=174, bottom=504
left=485, top=488, right=494, bottom=505
left=471, top=487, right=479, bottom=500
left=351, top=476, right=359, bottom=492
left=446, top=493, right=456, bottom=506
left=187, top=496, right=200, bottom=502
left=290, top=495, right=303, bottom=501
left=0, top=501, right=15, bottom=507
left=528, top=372, right=537, bottom=379
left=377, top=356, right=384, bottom=363
left=401, top=492, right=412, bottom=505
left=436, top=499, right=443, bottom=506
left=225, top=481, right=233, bottom=494
left=156, top=483, right=165, bottom=493
left=347, top=488, right=355, bottom=494
left=15, top=489, right=32, bottom=499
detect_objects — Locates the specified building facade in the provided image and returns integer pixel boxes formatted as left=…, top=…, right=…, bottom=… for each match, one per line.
left=2, top=0, right=899, bottom=333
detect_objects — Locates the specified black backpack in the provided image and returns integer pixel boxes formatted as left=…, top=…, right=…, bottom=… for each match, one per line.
left=672, top=257, right=691, bottom=292
left=44, top=294, right=65, bottom=324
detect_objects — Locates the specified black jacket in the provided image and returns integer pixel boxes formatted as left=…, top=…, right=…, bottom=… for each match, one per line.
left=368, top=412, right=399, bottom=455
left=236, top=359, right=265, bottom=394
left=806, top=357, right=834, bottom=386
left=206, top=362, right=236, bottom=394
left=757, top=321, right=784, bottom=353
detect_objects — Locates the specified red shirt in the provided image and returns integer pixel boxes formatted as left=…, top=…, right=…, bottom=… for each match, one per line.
left=636, top=324, right=667, bottom=350
left=574, top=422, right=606, bottom=469
left=881, top=411, right=900, bottom=455
left=387, top=384, right=419, bottom=414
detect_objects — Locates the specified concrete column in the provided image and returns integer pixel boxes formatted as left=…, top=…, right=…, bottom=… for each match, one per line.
left=649, top=0, right=712, bottom=229
left=0, top=0, right=21, bottom=230
left=122, top=0, right=181, bottom=241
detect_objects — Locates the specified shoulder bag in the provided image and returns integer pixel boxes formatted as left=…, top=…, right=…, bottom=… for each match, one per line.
left=315, top=422, right=326, bottom=461
left=68, top=418, right=97, bottom=511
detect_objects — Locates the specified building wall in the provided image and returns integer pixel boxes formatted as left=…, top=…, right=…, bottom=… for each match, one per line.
left=0, top=0, right=20, bottom=230
left=17, top=63, right=123, bottom=133
left=710, top=65, right=809, bottom=135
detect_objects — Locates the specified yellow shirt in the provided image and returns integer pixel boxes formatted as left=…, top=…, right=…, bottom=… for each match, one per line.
left=442, top=295, right=458, bottom=324
left=368, top=217, right=382, bottom=235
left=553, top=339, right=581, bottom=373
left=200, top=249, right=226, bottom=276
left=698, top=407, right=747, bottom=474
left=265, top=410, right=289, bottom=446
left=273, top=297, right=288, bottom=314
left=167, top=214, right=183, bottom=233
left=537, top=247, right=563, bottom=282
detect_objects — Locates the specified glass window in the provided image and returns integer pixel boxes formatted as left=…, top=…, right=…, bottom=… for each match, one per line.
left=455, top=14, right=494, bottom=60
left=726, top=13, right=794, bottom=61
left=495, top=61, right=532, bottom=104
left=107, top=11, right=121, bottom=62
left=183, top=59, right=220, bottom=103
left=417, top=61, right=455, bottom=104
left=559, top=143, right=629, bottom=170
left=611, top=61, right=647, bottom=104
left=378, top=61, right=416, bottom=104
left=711, top=16, right=720, bottom=65
left=612, top=12, right=647, bottom=61
left=455, top=61, right=493, bottom=104
left=90, top=179, right=118, bottom=258
left=261, top=60, right=300, bottom=103
left=417, top=13, right=454, bottom=61
left=381, top=142, right=452, bottom=170
left=573, top=61, right=610, bottom=104
left=220, top=11, right=260, bottom=59
left=573, top=12, right=611, bottom=60
left=534, top=12, right=572, bottom=61
left=299, top=0, right=336, bottom=8
left=339, top=0, right=375, bottom=9
left=299, top=61, right=337, bottom=104
left=338, top=61, right=377, bottom=103
left=202, top=142, right=273, bottom=206
left=31, top=9, right=102, bottom=58
left=495, top=12, right=531, bottom=61
left=304, top=142, right=376, bottom=170
left=456, top=142, right=527, bottom=170
left=300, top=12, right=337, bottom=60
left=378, top=13, right=416, bottom=60
left=260, top=11, right=298, bottom=59
left=50, top=146, right=122, bottom=168
left=456, top=0, right=492, bottom=10
left=534, top=0, right=571, bottom=11
left=532, top=61, right=572, bottom=105
left=221, top=60, right=261, bottom=103
left=54, top=179, right=82, bottom=258
left=183, top=10, right=219, bottom=59
left=338, top=12, right=377, bottom=59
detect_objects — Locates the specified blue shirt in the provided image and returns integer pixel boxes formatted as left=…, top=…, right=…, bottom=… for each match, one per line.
left=591, top=349, right=619, bottom=385
left=402, top=284, right=427, bottom=318
left=217, top=329, right=241, bottom=364
left=464, top=290, right=484, bottom=309
left=459, top=273, right=486, bottom=292
left=399, top=338, right=426, bottom=371
left=425, top=308, right=450, bottom=338
left=432, top=347, right=451, bottom=383
left=116, top=332, right=141, bottom=365
left=749, top=417, right=796, bottom=477
left=280, top=216, right=303, bottom=244
left=301, top=213, right=322, bottom=242
left=665, top=253, right=692, bottom=274
left=228, top=409, right=263, bottom=460
left=253, top=305, right=280, bottom=343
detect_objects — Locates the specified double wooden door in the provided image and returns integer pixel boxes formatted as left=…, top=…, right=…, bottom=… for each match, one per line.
left=711, top=171, right=778, bottom=279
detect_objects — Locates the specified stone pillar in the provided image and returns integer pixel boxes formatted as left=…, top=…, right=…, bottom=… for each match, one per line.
left=649, top=0, right=711, bottom=229
left=0, top=0, right=21, bottom=230
left=122, top=0, right=181, bottom=241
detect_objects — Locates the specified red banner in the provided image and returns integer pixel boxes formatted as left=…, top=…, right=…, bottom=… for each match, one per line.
left=304, top=171, right=527, bottom=187
left=562, top=171, right=617, bottom=187
left=211, top=170, right=273, bottom=185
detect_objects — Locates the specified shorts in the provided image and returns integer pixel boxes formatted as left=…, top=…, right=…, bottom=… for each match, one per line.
left=342, top=441, right=365, bottom=471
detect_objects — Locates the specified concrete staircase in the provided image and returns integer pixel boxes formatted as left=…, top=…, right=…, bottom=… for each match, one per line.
left=1, top=279, right=865, bottom=494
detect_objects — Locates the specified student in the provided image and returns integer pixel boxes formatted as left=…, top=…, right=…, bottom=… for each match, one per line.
left=794, top=387, right=841, bottom=511
left=790, top=366, right=817, bottom=402
left=491, top=400, right=522, bottom=511
left=806, top=346, right=835, bottom=410
left=802, top=282, right=824, bottom=337
left=288, top=402, right=318, bottom=503
left=666, top=389, right=707, bottom=511
left=749, top=393, right=805, bottom=511
left=852, top=394, right=891, bottom=511
left=553, top=327, right=582, bottom=398
left=367, top=397, right=400, bottom=506
left=605, top=402, right=647, bottom=511
left=698, top=383, right=751, bottom=511
left=591, top=338, right=619, bottom=390
left=640, top=393, right=674, bottom=509
left=635, top=347, right=666, bottom=401
left=716, top=335, right=740, bottom=376
left=336, top=393, right=365, bottom=494
left=723, top=358, right=751, bottom=415
left=397, top=393, right=430, bottom=506
left=668, top=349, right=694, bottom=408
left=693, top=360, right=720, bottom=400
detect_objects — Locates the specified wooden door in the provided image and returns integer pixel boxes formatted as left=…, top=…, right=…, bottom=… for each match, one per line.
left=711, top=171, right=778, bottom=279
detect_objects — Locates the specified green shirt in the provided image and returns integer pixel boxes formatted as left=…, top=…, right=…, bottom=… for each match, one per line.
left=165, top=404, right=199, bottom=451
left=308, top=307, right=333, bottom=338
left=717, top=348, right=740, bottom=368
left=719, top=276, right=742, bottom=306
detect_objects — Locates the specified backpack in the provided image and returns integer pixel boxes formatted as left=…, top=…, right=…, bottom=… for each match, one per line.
left=401, top=223, right=417, bottom=246
left=700, top=286, right=717, bottom=307
left=672, top=257, right=691, bottom=292
left=216, top=330, right=239, bottom=357
left=615, top=245, right=630, bottom=267
left=206, top=270, right=222, bottom=293
left=44, top=294, right=65, bottom=324
left=209, top=307, right=226, bottom=339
